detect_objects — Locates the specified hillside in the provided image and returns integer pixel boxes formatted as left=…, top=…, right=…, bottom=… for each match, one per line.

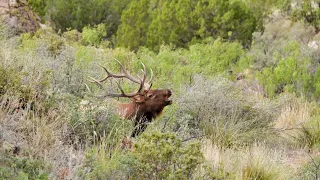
left=1, top=0, right=320, bottom=179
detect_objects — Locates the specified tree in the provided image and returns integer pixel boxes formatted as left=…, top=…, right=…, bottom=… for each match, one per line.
left=29, top=0, right=129, bottom=40
left=117, top=0, right=262, bottom=51
left=27, top=0, right=47, bottom=18
left=193, top=0, right=259, bottom=47
left=147, top=0, right=197, bottom=51
left=291, top=0, right=320, bottom=32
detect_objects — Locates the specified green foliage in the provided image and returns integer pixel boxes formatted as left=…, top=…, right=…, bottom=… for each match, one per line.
left=296, top=115, right=320, bottom=149
left=146, top=0, right=198, bottom=51
left=242, top=160, right=280, bottom=180
left=0, top=66, right=22, bottom=96
left=291, top=0, right=320, bottom=32
left=62, top=28, right=82, bottom=43
left=176, top=76, right=275, bottom=148
left=116, top=0, right=150, bottom=50
left=81, top=24, right=107, bottom=47
left=27, top=0, right=47, bottom=17
left=299, top=156, right=320, bottom=179
left=187, top=38, right=244, bottom=75
left=245, top=0, right=280, bottom=30
left=193, top=0, right=259, bottom=47
left=0, top=153, right=49, bottom=180
left=45, top=0, right=129, bottom=37
left=0, top=63, right=50, bottom=112
left=25, top=28, right=66, bottom=56
left=0, top=23, right=14, bottom=40
left=132, top=39, right=244, bottom=90
left=83, top=149, right=134, bottom=179
left=313, top=67, right=320, bottom=98
left=117, top=0, right=261, bottom=51
left=65, top=96, right=132, bottom=144
left=257, top=42, right=313, bottom=98
left=130, top=132, right=204, bottom=179
left=83, top=132, right=203, bottom=180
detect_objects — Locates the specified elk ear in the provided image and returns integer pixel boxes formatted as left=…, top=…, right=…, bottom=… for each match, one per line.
left=133, top=95, right=145, bottom=103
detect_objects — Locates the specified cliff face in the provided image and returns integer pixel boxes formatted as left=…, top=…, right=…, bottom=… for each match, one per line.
left=0, top=0, right=40, bottom=33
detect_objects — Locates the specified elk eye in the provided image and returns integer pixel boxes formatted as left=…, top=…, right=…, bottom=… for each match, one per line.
left=147, top=94, right=153, bottom=98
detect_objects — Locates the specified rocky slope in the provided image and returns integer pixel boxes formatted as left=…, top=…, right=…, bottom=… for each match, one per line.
left=0, top=0, right=40, bottom=33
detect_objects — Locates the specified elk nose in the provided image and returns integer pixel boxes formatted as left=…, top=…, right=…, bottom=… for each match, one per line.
left=167, top=89, right=172, bottom=96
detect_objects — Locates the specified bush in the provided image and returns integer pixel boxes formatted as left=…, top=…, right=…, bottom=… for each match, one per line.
left=291, top=0, right=320, bottom=32
left=299, top=156, right=320, bottom=179
left=200, top=142, right=288, bottom=179
left=241, top=159, right=281, bottom=180
left=130, top=132, right=203, bottom=179
left=296, top=115, right=320, bottom=149
left=0, top=153, right=49, bottom=180
left=33, top=28, right=66, bottom=57
left=256, top=41, right=313, bottom=98
left=62, top=28, right=82, bottom=43
left=81, top=24, right=107, bottom=47
left=64, top=95, right=132, bottom=145
left=83, top=132, right=203, bottom=179
left=176, top=76, right=276, bottom=148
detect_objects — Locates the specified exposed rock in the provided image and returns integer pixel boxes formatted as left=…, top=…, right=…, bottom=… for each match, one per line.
left=0, top=0, right=41, bottom=34
left=235, top=69, right=265, bottom=97
left=308, top=40, right=319, bottom=50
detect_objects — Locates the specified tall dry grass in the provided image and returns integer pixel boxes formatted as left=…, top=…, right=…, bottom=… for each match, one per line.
left=201, top=140, right=311, bottom=179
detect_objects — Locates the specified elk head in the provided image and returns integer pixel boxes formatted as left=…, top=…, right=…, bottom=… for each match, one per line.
left=89, top=59, right=172, bottom=137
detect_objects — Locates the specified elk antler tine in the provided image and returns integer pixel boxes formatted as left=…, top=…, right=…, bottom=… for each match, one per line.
left=84, top=83, right=92, bottom=93
left=113, top=58, right=127, bottom=72
left=140, top=62, right=147, bottom=81
left=116, top=81, right=127, bottom=95
left=89, top=59, right=153, bottom=97
left=88, top=77, right=105, bottom=89
left=140, top=62, right=146, bottom=75
left=147, top=68, right=154, bottom=85
left=88, top=76, right=103, bottom=85
left=136, top=75, right=144, bottom=93
left=99, top=64, right=110, bottom=74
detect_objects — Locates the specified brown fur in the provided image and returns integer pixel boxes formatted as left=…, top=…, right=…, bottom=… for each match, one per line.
left=117, top=89, right=172, bottom=137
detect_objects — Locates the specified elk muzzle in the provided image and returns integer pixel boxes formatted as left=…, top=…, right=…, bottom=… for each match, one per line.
left=165, top=89, right=172, bottom=106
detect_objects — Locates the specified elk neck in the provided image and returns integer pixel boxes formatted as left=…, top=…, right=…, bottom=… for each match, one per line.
left=117, top=101, right=164, bottom=121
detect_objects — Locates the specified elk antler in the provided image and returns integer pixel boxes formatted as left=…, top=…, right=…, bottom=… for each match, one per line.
left=89, top=58, right=153, bottom=97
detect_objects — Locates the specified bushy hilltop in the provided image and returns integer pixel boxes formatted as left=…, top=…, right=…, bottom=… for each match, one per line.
left=1, top=0, right=320, bottom=179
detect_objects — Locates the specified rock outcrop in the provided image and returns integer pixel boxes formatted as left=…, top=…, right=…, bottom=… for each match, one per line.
left=0, top=0, right=40, bottom=33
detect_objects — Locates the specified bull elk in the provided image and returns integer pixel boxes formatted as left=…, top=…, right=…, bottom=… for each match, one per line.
left=89, top=59, right=172, bottom=137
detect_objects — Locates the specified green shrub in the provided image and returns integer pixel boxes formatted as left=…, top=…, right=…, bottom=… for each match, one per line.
left=176, top=76, right=275, bottom=148
left=291, top=0, right=320, bottom=32
left=296, top=115, right=320, bottom=149
left=34, top=28, right=65, bottom=56
left=132, top=39, right=244, bottom=90
left=62, top=28, right=82, bottom=43
left=299, top=156, right=320, bottom=179
left=62, top=94, right=132, bottom=145
left=242, top=160, right=280, bottom=180
left=257, top=41, right=313, bottom=98
left=0, top=22, right=14, bottom=40
left=0, top=64, right=50, bottom=113
left=81, top=24, right=107, bottom=47
left=83, top=132, right=203, bottom=179
left=19, top=28, right=65, bottom=57
left=130, top=132, right=204, bottom=179
left=117, top=0, right=261, bottom=51
left=0, top=66, right=22, bottom=96
left=0, top=153, right=49, bottom=180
